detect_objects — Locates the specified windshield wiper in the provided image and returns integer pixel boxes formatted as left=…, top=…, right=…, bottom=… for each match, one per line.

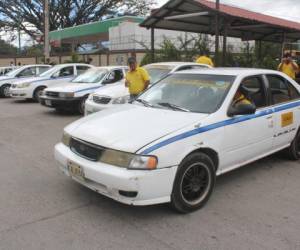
left=135, top=99, right=154, bottom=107
left=157, top=102, right=190, bottom=112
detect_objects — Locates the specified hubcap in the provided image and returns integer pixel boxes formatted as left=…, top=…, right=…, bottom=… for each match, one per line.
left=180, top=163, right=211, bottom=206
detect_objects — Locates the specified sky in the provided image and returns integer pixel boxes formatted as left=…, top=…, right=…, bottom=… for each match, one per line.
left=156, top=0, right=300, bottom=22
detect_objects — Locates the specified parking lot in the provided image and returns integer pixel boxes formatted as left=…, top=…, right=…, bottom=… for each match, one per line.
left=0, top=98, right=299, bottom=250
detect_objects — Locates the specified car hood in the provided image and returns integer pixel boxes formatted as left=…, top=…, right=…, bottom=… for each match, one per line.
left=93, top=83, right=128, bottom=98
left=0, top=76, right=15, bottom=82
left=66, top=104, right=208, bottom=153
left=45, top=82, right=102, bottom=93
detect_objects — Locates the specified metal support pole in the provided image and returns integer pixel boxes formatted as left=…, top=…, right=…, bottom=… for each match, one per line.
left=151, top=27, right=155, bottom=63
left=258, top=40, right=262, bottom=66
left=222, top=22, right=228, bottom=66
left=281, top=32, right=286, bottom=59
left=44, top=0, right=50, bottom=60
left=18, top=26, right=21, bottom=55
left=215, top=0, right=220, bottom=66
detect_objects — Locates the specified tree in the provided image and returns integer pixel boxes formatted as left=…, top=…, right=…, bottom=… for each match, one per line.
left=0, top=39, right=17, bottom=55
left=0, top=0, right=156, bottom=39
left=140, top=34, right=212, bottom=65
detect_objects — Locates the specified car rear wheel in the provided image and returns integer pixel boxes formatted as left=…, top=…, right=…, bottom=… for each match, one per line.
left=0, top=84, right=11, bottom=98
left=33, top=87, right=45, bottom=102
left=171, top=152, right=215, bottom=213
left=285, top=129, right=300, bottom=160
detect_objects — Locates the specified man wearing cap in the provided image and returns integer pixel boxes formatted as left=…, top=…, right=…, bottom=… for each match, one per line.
left=125, top=57, right=150, bottom=100
left=196, top=51, right=214, bottom=67
left=278, top=53, right=299, bottom=80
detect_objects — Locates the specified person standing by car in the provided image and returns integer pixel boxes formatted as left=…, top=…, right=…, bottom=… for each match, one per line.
left=125, top=57, right=150, bottom=100
left=196, top=51, right=214, bottom=67
left=278, top=53, right=299, bottom=80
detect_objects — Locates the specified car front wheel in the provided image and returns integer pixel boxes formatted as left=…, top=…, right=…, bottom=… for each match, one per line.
left=0, top=84, right=11, bottom=97
left=78, top=96, right=88, bottom=115
left=33, top=87, right=45, bottom=102
left=171, top=152, right=216, bottom=213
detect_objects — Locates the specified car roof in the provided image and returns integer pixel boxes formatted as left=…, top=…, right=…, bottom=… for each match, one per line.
left=173, top=67, right=281, bottom=76
left=145, top=62, right=207, bottom=67
left=54, top=63, right=91, bottom=67
left=94, top=66, right=128, bottom=70
left=19, top=64, right=51, bottom=67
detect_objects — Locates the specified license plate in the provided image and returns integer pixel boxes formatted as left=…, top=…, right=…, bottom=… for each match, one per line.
left=68, top=160, right=85, bottom=180
left=45, top=100, right=52, bottom=106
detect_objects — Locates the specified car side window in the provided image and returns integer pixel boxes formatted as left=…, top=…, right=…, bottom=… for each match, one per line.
left=176, top=66, right=192, bottom=71
left=53, top=66, right=74, bottom=78
left=237, top=76, right=267, bottom=108
left=267, top=75, right=300, bottom=105
left=18, top=67, right=36, bottom=77
left=76, top=66, right=90, bottom=75
left=104, top=70, right=124, bottom=84
left=38, top=66, right=50, bottom=75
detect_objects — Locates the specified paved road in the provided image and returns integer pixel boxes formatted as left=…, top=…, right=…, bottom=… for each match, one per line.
left=0, top=98, right=299, bottom=250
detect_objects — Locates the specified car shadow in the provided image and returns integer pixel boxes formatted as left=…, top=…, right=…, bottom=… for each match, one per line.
left=11, top=99, right=36, bottom=104
left=41, top=109, right=81, bottom=117
left=76, top=152, right=293, bottom=218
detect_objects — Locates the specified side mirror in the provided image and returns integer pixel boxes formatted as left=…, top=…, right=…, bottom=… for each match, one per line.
left=227, top=103, right=256, bottom=117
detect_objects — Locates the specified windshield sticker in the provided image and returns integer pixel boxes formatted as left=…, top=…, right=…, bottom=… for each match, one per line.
left=168, top=79, right=230, bottom=89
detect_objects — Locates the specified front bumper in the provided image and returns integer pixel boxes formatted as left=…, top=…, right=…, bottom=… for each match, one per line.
left=40, top=95, right=82, bottom=109
left=55, top=143, right=177, bottom=206
left=10, top=88, right=32, bottom=99
left=85, top=99, right=118, bottom=116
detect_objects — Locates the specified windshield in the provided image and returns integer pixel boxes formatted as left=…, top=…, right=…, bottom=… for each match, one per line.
left=5, top=67, right=24, bottom=77
left=137, top=74, right=236, bottom=113
left=71, top=68, right=107, bottom=83
left=143, top=65, right=173, bottom=84
left=39, top=65, right=62, bottom=77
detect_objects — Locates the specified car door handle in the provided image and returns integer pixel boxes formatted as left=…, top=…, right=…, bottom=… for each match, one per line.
left=266, top=116, right=273, bottom=119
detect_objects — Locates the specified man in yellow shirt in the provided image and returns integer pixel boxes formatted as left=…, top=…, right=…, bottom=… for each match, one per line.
left=125, top=57, right=150, bottom=100
left=278, top=53, right=299, bottom=80
left=232, top=90, right=251, bottom=107
left=196, top=52, right=214, bottom=67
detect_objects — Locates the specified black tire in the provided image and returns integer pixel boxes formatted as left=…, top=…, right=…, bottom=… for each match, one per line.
left=78, top=96, right=88, bottom=115
left=285, top=129, right=300, bottom=160
left=171, top=152, right=216, bottom=213
left=33, top=87, right=45, bottom=102
left=0, top=84, right=11, bottom=98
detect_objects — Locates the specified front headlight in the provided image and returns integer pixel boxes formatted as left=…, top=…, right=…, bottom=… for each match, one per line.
left=17, top=82, right=31, bottom=88
left=100, top=149, right=157, bottom=170
left=62, top=132, right=71, bottom=146
left=112, top=95, right=130, bottom=104
left=59, top=92, right=74, bottom=98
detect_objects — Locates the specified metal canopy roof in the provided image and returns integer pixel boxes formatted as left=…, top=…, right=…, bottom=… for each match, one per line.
left=50, top=16, right=144, bottom=44
left=140, top=0, right=300, bottom=42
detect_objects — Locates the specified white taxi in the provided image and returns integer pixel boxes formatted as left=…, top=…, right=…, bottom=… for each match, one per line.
left=55, top=68, right=300, bottom=213
left=10, top=63, right=92, bottom=102
left=84, top=62, right=210, bottom=115
left=40, top=66, right=128, bottom=114
left=0, top=64, right=51, bottom=97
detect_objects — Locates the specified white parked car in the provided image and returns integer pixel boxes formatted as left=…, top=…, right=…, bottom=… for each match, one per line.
left=10, top=63, right=93, bottom=101
left=0, top=64, right=51, bottom=97
left=85, top=62, right=211, bottom=115
left=0, top=66, right=18, bottom=76
left=40, top=66, right=128, bottom=114
left=55, top=68, right=300, bottom=213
